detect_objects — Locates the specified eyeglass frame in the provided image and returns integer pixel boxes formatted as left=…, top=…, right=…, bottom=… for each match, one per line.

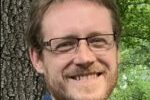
left=42, top=34, right=117, bottom=53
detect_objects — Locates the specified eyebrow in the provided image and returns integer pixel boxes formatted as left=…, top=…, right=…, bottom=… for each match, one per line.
left=55, top=31, right=113, bottom=39
left=60, top=34, right=78, bottom=39
left=62, top=31, right=103, bottom=38
left=87, top=31, right=103, bottom=37
left=88, top=31, right=114, bottom=37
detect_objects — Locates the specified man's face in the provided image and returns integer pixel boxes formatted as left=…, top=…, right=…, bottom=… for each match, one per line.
left=31, top=0, right=118, bottom=100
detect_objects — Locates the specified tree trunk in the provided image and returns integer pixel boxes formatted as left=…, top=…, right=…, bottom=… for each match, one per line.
left=1, top=0, right=43, bottom=100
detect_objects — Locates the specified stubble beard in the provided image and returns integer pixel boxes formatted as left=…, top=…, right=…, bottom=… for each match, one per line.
left=44, top=65, right=118, bottom=100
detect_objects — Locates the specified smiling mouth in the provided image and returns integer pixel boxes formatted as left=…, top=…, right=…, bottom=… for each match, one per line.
left=68, top=72, right=102, bottom=81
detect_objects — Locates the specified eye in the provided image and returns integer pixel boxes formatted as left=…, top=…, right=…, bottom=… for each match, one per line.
left=53, top=39, right=77, bottom=52
left=90, top=37, right=107, bottom=43
left=89, top=36, right=107, bottom=44
left=88, top=36, right=108, bottom=48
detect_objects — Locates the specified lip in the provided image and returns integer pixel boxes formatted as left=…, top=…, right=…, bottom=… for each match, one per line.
left=65, top=72, right=104, bottom=86
left=66, top=72, right=103, bottom=81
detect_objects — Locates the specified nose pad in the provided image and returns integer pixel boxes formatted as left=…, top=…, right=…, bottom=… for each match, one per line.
left=73, top=42, right=96, bottom=68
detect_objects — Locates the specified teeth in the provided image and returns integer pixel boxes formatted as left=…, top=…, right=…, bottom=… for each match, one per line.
left=74, top=73, right=99, bottom=81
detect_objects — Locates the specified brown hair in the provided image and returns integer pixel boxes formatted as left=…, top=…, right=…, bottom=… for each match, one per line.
left=26, top=0, right=121, bottom=55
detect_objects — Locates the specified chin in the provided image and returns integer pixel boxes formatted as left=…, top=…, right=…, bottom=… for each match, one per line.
left=48, top=82, right=115, bottom=100
left=66, top=86, right=112, bottom=100
left=66, top=92, right=109, bottom=100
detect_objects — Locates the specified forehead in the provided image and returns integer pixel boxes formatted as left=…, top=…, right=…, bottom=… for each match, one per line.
left=41, top=0, right=112, bottom=40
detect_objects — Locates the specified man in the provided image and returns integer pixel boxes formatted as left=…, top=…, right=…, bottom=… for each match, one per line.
left=26, top=0, right=121, bottom=100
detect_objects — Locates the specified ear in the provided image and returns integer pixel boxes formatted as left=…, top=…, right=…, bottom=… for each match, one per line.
left=29, top=48, right=44, bottom=74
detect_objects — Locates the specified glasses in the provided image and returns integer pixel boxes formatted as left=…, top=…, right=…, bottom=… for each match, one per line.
left=43, top=34, right=116, bottom=53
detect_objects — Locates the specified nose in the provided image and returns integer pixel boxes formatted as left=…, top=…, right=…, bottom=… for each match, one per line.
left=73, top=41, right=96, bottom=68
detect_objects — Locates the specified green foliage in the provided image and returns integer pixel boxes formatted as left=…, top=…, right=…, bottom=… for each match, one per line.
left=110, top=66, right=150, bottom=100
left=110, top=0, right=150, bottom=99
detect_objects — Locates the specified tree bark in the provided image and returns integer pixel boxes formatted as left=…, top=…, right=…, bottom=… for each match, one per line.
left=1, top=0, right=43, bottom=100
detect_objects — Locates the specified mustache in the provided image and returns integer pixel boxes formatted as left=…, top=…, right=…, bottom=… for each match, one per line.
left=63, top=63, right=106, bottom=77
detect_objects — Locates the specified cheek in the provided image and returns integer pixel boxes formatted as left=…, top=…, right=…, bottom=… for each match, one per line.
left=97, top=49, right=118, bottom=78
left=43, top=59, right=62, bottom=79
left=42, top=53, right=74, bottom=79
left=98, top=52, right=118, bottom=67
left=106, top=49, right=118, bottom=65
left=105, top=50, right=118, bottom=81
left=43, top=59, right=64, bottom=90
left=42, top=55, right=74, bottom=96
